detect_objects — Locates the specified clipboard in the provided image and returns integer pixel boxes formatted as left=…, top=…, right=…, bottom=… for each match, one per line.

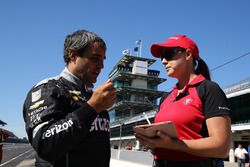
left=133, top=121, right=178, bottom=139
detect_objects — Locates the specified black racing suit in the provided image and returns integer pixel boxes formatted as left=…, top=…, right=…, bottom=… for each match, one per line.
left=23, top=68, right=110, bottom=167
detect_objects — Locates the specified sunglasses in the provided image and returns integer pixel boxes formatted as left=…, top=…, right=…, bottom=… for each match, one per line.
left=160, top=47, right=186, bottom=61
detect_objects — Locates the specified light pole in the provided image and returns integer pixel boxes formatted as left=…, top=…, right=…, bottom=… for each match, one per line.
left=118, top=122, right=123, bottom=160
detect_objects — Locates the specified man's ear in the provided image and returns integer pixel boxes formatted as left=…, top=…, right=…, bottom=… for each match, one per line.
left=68, top=50, right=77, bottom=63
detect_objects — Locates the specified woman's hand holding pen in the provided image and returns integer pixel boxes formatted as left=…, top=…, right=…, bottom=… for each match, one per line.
left=87, top=80, right=116, bottom=113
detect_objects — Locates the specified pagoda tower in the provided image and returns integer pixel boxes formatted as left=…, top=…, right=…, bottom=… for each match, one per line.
left=108, top=50, right=167, bottom=150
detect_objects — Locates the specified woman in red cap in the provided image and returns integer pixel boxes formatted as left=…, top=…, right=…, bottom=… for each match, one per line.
left=135, top=35, right=231, bottom=167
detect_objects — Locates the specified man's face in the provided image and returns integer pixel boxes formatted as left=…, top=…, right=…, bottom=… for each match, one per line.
left=73, top=42, right=106, bottom=85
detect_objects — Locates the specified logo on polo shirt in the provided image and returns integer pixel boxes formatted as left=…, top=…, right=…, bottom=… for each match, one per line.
left=218, top=106, right=230, bottom=111
left=184, top=98, right=193, bottom=105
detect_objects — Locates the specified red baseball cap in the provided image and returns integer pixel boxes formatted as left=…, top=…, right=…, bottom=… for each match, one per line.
left=151, top=35, right=199, bottom=59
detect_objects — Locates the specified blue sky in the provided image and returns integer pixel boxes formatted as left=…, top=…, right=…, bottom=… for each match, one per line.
left=0, top=0, right=249, bottom=138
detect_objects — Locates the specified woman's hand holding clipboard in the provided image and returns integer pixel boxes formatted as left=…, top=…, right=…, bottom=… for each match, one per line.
left=133, top=121, right=178, bottom=139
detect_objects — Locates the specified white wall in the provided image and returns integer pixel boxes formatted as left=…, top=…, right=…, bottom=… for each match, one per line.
left=132, top=60, right=147, bottom=75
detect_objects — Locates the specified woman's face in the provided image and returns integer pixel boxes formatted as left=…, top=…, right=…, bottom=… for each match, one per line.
left=160, top=47, right=188, bottom=78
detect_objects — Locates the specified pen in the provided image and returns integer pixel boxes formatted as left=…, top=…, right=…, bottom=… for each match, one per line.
left=143, top=112, right=151, bottom=124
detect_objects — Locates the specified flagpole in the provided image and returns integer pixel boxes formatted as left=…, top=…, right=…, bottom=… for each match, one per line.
left=139, top=40, right=142, bottom=57
left=135, top=40, right=142, bottom=57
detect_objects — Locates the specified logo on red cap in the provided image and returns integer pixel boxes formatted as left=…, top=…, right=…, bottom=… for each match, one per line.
left=169, top=37, right=179, bottom=40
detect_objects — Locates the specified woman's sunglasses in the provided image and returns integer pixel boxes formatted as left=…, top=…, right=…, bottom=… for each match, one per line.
left=160, top=47, right=186, bottom=61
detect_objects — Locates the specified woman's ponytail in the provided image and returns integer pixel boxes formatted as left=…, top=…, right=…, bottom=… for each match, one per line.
left=195, top=58, right=211, bottom=80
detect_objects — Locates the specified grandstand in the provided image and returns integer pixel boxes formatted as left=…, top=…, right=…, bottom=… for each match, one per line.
left=0, top=120, right=28, bottom=143
left=0, top=119, right=7, bottom=126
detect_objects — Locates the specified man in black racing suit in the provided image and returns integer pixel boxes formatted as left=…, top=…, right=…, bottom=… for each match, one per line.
left=23, top=29, right=116, bottom=167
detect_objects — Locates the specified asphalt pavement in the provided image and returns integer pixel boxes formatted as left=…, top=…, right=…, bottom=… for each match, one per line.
left=15, top=158, right=240, bottom=167
left=2, top=143, right=241, bottom=167
left=15, top=158, right=150, bottom=167
left=110, top=160, right=240, bottom=167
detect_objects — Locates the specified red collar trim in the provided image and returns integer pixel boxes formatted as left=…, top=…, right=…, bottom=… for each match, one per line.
left=173, top=75, right=206, bottom=91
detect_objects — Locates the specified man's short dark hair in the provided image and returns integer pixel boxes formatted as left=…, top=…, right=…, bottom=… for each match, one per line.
left=63, top=29, right=106, bottom=64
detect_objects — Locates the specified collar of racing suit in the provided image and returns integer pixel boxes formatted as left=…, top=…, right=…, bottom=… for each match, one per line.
left=60, top=67, right=93, bottom=93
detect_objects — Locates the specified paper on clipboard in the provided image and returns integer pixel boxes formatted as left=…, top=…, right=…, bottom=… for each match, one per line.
left=133, top=121, right=178, bottom=139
